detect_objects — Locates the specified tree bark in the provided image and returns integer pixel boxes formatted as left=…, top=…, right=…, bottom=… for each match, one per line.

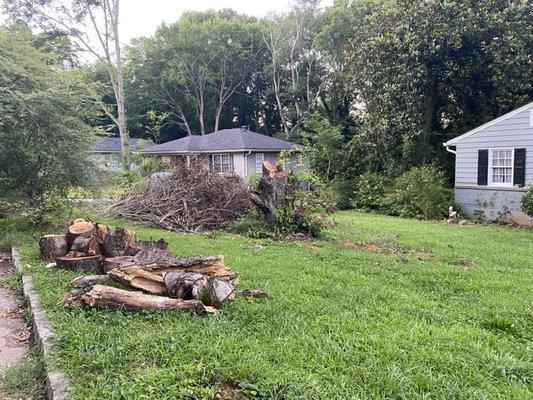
left=39, top=235, right=68, bottom=262
left=71, top=236, right=101, bottom=256
left=103, top=227, right=137, bottom=257
left=102, top=256, right=135, bottom=273
left=69, top=275, right=112, bottom=288
left=56, top=255, right=102, bottom=274
left=79, top=285, right=217, bottom=314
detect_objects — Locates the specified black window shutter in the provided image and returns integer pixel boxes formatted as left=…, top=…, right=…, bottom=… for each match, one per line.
left=477, top=149, right=488, bottom=186
left=513, top=148, right=526, bottom=187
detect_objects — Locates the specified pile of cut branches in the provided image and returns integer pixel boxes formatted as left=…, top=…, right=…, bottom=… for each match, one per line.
left=108, top=160, right=250, bottom=231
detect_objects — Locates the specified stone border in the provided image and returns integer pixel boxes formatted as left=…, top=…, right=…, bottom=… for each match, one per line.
left=11, top=247, right=69, bottom=400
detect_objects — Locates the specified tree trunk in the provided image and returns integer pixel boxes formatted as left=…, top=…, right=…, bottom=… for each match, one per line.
left=419, top=76, right=437, bottom=165
left=102, top=256, right=135, bottom=273
left=66, top=221, right=95, bottom=246
left=251, top=175, right=289, bottom=223
left=108, top=266, right=166, bottom=295
left=39, top=235, right=68, bottom=262
left=103, top=227, right=137, bottom=257
left=79, top=285, right=217, bottom=314
left=56, top=255, right=102, bottom=274
left=69, top=274, right=112, bottom=288
left=71, top=236, right=101, bottom=256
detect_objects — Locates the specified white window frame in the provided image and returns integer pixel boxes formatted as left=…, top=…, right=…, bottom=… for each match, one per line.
left=488, top=148, right=514, bottom=187
left=211, top=153, right=233, bottom=174
left=255, top=153, right=264, bottom=173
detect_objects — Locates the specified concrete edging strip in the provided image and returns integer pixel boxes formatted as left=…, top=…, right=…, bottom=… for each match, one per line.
left=11, top=247, right=69, bottom=400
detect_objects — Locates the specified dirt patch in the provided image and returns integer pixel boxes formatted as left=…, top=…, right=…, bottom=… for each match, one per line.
left=338, top=240, right=435, bottom=259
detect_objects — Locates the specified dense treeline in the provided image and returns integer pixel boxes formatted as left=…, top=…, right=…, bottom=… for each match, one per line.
left=2, top=0, right=531, bottom=189
left=123, top=0, right=532, bottom=181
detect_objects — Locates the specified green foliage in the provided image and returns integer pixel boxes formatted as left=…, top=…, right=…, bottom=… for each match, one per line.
left=227, top=217, right=274, bottom=239
left=352, top=172, right=388, bottom=212
left=0, top=26, right=96, bottom=217
left=325, top=179, right=357, bottom=210
left=301, top=112, right=345, bottom=182
left=520, top=186, right=533, bottom=217
left=388, top=165, right=453, bottom=219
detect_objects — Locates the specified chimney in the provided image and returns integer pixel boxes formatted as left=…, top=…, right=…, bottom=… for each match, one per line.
left=240, top=125, right=247, bottom=131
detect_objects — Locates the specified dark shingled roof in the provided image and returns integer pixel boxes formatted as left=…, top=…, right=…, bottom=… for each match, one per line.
left=92, top=137, right=142, bottom=153
left=140, top=128, right=302, bottom=154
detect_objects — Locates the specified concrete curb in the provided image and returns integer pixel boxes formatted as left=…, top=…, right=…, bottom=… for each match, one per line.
left=12, top=247, right=69, bottom=400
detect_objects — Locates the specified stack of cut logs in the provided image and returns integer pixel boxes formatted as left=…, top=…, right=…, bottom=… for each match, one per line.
left=39, top=218, right=263, bottom=315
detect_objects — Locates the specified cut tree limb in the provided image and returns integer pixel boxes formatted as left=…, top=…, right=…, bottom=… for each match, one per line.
left=56, top=255, right=102, bottom=274
left=240, top=289, right=268, bottom=298
left=71, top=236, right=102, bottom=256
left=67, top=221, right=95, bottom=245
left=69, top=275, right=111, bottom=288
left=103, top=227, right=138, bottom=257
left=39, top=234, right=68, bottom=262
left=108, top=266, right=166, bottom=295
left=80, top=285, right=217, bottom=314
left=102, top=256, right=135, bottom=273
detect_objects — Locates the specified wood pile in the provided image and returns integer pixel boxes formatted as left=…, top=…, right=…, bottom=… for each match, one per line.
left=39, top=219, right=263, bottom=315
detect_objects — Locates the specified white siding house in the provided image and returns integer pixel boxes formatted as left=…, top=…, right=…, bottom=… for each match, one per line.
left=140, top=127, right=304, bottom=179
left=444, top=102, right=533, bottom=224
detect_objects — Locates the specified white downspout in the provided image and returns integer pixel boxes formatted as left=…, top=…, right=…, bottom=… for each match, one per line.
left=244, top=150, right=252, bottom=177
left=445, top=145, right=456, bottom=155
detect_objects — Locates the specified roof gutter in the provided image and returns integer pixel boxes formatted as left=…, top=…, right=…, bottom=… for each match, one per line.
left=444, top=143, right=456, bottom=155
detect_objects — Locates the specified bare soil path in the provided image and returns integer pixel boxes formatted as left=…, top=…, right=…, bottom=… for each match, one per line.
left=0, top=252, right=28, bottom=396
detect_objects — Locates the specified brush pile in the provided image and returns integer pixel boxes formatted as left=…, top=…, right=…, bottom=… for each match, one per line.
left=107, top=160, right=250, bottom=231
left=39, top=219, right=248, bottom=315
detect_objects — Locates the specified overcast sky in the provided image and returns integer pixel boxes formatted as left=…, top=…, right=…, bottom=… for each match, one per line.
left=1, top=1, right=333, bottom=45
left=120, top=0, right=333, bottom=43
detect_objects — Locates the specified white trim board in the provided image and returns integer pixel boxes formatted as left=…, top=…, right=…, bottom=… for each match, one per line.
left=443, top=102, right=533, bottom=146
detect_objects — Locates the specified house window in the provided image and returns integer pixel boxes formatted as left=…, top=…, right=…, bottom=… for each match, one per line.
left=255, top=153, right=264, bottom=173
left=489, top=148, right=513, bottom=186
left=211, top=154, right=233, bottom=173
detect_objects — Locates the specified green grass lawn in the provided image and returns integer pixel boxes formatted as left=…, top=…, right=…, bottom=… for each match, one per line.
left=10, top=212, right=533, bottom=399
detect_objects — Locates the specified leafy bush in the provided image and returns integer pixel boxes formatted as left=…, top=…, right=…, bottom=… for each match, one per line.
left=326, top=179, right=357, bottom=210
left=351, top=172, right=388, bottom=211
left=521, top=186, right=533, bottom=217
left=388, top=165, right=453, bottom=219
left=274, top=185, right=325, bottom=238
left=227, top=217, right=274, bottom=239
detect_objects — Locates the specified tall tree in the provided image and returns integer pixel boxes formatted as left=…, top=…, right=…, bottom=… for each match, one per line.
left=5, top=0, right=132, bottom=170
left=0, top=25, right=96, bottom=215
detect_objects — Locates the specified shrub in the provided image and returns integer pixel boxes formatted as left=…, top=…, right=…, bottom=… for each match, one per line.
left=388, top=165, right=453, bottom=219
left=521, top=186, right=533, bottom=216
left=351, top=172, right=388, bottom=211
left=274, top=186, right=325, bottom=238
left=227, top=217, right=274, bottom=239
left=327, top=179, right=357, bottom=210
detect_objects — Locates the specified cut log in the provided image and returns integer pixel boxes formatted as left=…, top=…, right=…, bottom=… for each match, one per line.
left=94, top=223, right=109, bottom=244
left=139, top=238, right=168, bottom=251
left=67, top=221, right=95, bottom=245
left=240, top=289, right=268, bottom=298
left=164, top=271, right=208, bottom=300
left=55, top=255, right=102, bottom=274
left=102, top=227, right=137, bottom=257
left=124, top=244, right=142, bottom=256
left=102, top=256, right=135, bottom=273
left=62, top=287, right=92, bottom=307
left=208, top=277, right=236, bottom=306
left=136, top=253, right=233, bottom=277
left=69, top=275, right=111, bottom=288
left=69, top=217, right=89, bottom=226
left=39, top=234, right=68, bottom=262
left=71, top=236, right=101, bottom=256
left=108, top=266, right=166, bottom=295
left=81, top=285, right=217, bottom=314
